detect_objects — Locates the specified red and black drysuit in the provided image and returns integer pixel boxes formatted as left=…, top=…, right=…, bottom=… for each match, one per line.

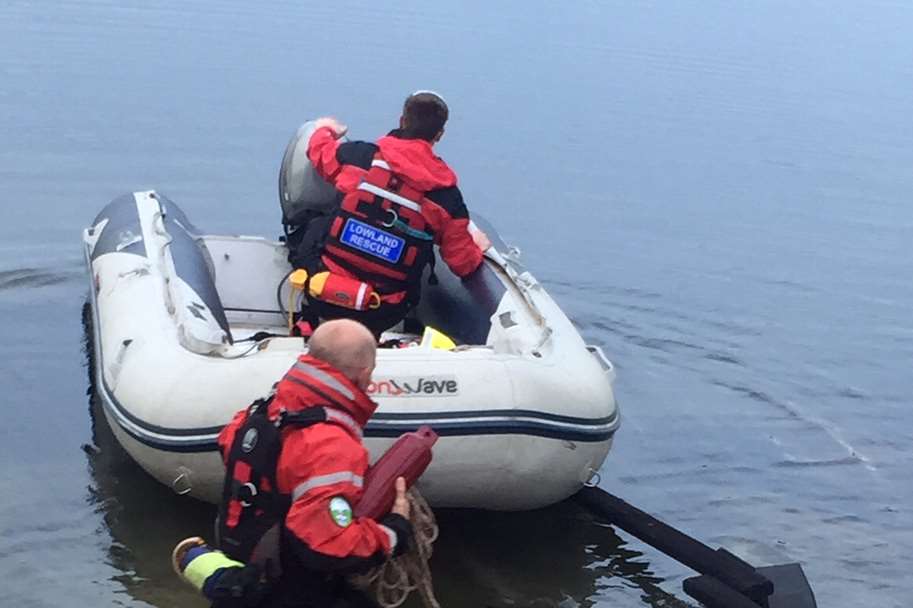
left=291, top=127, right=484, bottom=334
left=216, top=355, right=411, bottom=608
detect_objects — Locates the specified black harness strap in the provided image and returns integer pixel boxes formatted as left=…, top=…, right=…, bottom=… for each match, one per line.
left=217, top=399, right=335, bottom=566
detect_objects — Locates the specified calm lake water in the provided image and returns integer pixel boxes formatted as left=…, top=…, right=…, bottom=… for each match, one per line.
left=2, top=1, right=912, bottom=607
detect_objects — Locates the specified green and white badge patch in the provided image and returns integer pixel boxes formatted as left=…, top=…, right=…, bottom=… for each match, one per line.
left=329, top=496, right=353, bottom=528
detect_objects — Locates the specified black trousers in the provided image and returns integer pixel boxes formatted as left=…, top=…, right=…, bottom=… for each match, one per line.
left=286, top=214, right=332, bottom=271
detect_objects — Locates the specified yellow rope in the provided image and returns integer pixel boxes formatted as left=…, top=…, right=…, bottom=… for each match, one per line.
left=350, top=489, right=440, bottom=608
left=288, top=286, right=296, bottom=330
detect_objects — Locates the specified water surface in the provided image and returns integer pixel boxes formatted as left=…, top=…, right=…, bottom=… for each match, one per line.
left=2, top=1, right=912, bottom=606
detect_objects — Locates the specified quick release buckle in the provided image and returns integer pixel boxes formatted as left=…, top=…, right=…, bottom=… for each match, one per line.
left=238, top=482, right=258, bottom=507
left=275, top=407, right=287, bottom=428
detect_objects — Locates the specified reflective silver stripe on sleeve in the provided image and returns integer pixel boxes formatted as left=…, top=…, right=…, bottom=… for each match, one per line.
left=291, top=471, right=364, bottom=502
left=357, top=182, right=422, bottom=213
left=371, top=159, right=391, bottom=170
left=292, top=361, right=355, bottom=400
left=380, top=524, right=398, bottom=552
left=325, top=408, right=362, bottom=439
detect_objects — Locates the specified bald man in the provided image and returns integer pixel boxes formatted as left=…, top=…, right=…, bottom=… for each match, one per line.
left=307, top=319, right=377, bottom=392
left=214, top=319, right=411, bottom=608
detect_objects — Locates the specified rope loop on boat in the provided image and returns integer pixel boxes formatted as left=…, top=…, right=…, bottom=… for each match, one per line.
left=583, top=468, right=602, bottom=488
left=349, top=488, right=440, bottom=608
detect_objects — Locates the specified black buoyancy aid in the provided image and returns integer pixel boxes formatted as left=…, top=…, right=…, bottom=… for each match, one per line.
left=217, top=398, right=340, bottom=576
left=321, top=156, right=436, bottom=302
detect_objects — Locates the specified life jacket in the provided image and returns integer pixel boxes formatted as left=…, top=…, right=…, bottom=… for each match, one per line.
left=320, top=155, right=437, bottom=306
left=216, top=356, right=375, bottom=577
left=216, top=398, right=346, bottom=576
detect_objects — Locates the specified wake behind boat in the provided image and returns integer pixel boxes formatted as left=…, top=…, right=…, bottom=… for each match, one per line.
left=82, top=130, right=619, bottom=511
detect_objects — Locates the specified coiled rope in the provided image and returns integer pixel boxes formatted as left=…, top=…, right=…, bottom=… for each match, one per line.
left=350, top=489, right=440, bottom=608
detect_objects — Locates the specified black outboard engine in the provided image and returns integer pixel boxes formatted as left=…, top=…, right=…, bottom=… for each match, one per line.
left=278, top=121, right=346, bottom=266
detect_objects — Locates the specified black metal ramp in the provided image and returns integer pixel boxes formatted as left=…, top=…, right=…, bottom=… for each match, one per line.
left=574, top=486, right=817, bottom=608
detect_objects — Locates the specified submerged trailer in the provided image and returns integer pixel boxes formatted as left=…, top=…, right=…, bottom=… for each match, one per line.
left=575, top=486, right=817, bottom=608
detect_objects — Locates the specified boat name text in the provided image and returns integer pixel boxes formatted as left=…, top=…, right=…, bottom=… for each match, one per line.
left=368, top=376, right=459, bottom=397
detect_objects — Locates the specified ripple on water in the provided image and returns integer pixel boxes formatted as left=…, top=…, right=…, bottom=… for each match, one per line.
left=0, top=266, right=83, bottom=291
left=573, top=308, right=746, bottom=377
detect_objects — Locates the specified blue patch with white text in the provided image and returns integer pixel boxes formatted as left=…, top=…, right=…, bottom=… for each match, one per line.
left=340, top=218, right=405, bottom=264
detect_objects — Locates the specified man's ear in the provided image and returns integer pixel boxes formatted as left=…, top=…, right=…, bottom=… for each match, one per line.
left=433, top=127, right=445, bottom=143
left=399, top=115, right=406, bottom=129
left=357, top=367, right=373, bottom=391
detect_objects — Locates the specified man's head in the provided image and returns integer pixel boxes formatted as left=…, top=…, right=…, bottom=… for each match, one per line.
left=307, top=319, right=377, bottom=390
left=399, top=90, right=449, bottom=143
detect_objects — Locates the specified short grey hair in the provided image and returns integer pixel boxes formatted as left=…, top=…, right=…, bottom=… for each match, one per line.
left=308, top=319, right=376, bottom=379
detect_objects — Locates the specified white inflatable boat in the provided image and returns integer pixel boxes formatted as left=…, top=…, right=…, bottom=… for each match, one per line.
left=83, top=131, right=619, bottom=510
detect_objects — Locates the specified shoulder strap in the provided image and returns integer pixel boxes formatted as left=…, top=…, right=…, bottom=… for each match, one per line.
left=277, top=406, right=327, bottom=428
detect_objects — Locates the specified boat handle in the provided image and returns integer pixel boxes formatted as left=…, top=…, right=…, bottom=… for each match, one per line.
left=586, top=345, right=615, bottom=375
left=484, top=246, right=552, bottom=349
left=584, top=468, right=602, bottom=488
left=172, top=467, right=193, bottom=496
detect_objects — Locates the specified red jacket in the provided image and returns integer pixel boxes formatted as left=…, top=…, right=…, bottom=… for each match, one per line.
left=217, top=355, right=410, bottom=584
left=308, top=127, right=483, bottom=304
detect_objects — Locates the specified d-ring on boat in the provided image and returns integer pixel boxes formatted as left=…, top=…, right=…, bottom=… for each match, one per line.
left=82, top=125, right=620, bottom=510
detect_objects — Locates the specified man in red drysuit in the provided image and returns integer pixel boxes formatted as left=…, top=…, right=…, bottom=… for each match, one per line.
left=291, top=91, right=490, bottom=335
left=215, top=319, right=411, bottom=607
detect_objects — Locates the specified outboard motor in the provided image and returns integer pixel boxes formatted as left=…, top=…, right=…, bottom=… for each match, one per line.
left=278, top=121, right=345, bottom=232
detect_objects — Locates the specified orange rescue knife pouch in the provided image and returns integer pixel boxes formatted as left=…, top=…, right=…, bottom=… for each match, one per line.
left=290, top=268, right=382, bottom=312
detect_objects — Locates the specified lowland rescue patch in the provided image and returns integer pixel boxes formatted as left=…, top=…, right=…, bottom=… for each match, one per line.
left=339, top=218, right=405, bottom=264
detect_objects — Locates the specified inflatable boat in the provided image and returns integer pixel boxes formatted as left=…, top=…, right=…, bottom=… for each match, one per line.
left=82, top=128, right=620, bottom=511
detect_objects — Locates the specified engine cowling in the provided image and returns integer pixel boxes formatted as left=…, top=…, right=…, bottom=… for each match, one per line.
left=278, top=121, right=346, bottom=226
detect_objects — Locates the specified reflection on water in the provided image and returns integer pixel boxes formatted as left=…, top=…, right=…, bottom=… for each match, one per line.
left=82, top=305, right=684, bottom=608
left=83, top=301, right=212, bottom=607
left=0, top=267, right=82, bottom=291
left=430, top=508, right=691, bottom=608
left=85, top=394, right=212, bottom=608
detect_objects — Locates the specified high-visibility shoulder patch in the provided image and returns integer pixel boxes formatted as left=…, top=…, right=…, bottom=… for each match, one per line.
left=329, top=496, right=353, bottom=528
